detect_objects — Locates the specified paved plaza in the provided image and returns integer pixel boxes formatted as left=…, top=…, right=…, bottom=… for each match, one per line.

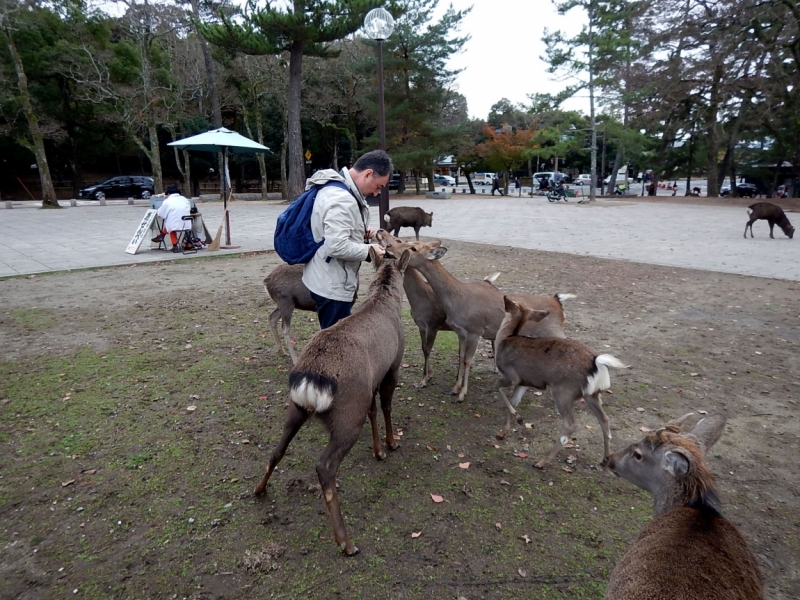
left=0, top=196, right=797, bottom=280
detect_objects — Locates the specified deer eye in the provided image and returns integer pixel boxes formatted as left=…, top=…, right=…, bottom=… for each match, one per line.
left=632, top=449, right=643, bottom=461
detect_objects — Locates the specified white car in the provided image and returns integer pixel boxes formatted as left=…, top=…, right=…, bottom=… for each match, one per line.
left=574, top=174, right=593, bottom=186
left=433, top=174, right=456, bottom=186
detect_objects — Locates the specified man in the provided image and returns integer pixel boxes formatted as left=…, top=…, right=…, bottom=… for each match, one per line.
left=302, top=149, right=391, bottom=329
left=155, top=183, right=192, bottom=252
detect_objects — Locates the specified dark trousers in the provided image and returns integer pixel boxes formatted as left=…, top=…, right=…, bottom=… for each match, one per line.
left=310, top=291, right=352, bottom=329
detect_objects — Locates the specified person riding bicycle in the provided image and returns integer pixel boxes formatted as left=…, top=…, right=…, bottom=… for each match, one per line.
left=552, top=179, right=567, bottom=198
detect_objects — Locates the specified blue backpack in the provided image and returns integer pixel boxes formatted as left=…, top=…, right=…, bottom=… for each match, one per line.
left=273, top=181, right=351, bottom=265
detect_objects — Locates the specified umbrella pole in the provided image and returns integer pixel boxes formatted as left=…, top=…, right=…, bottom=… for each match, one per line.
left=221, top=147, right=239, bottom=249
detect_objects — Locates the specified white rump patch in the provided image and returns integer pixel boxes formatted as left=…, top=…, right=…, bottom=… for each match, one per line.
left=584, top=355, right=629, bottom=396
left=747, top=208, right=753, bottom=216
left=556, top=293, right=577, bottom=302
left=291, top=378, right=334, bottom=412
left=383, top=213, right=391, bottom=223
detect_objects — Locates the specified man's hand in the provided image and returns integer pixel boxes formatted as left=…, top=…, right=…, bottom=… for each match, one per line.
left=365, top=228, right=376, bottom=242
left=369, top=243, right=386, bottom=257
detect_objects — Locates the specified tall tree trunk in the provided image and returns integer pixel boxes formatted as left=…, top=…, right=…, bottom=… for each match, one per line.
left=281, top=107, right=288, bottom=200
left=244, top=116, right=269, bottom=200
left=286, top=40, right=305, bottom=199
left=4, top=25, right=59, bottom=208
left=705, top=63, right=723, bottom=197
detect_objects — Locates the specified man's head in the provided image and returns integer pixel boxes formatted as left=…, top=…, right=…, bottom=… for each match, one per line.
left=349, top=150, right=393, bottom=197
left=165, top=183, right=180, bottom=195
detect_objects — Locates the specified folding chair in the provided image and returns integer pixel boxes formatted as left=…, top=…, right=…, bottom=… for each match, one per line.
left=175, top=215, right=198, bottom=255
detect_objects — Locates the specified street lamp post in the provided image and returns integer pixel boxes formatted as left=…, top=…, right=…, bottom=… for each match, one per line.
left=364, top=8, right=395, bottom=224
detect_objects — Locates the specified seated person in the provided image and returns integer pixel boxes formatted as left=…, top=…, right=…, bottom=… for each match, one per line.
left=153, top=184, right=193, bottom=251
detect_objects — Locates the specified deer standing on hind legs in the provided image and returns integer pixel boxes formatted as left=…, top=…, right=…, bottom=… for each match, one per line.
left=254, top=248, right=410, bottom=556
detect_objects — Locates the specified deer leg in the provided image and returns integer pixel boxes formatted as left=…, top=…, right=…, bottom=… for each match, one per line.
left=416, top=326, right=438, bottom=388
left=744, top=220, right=754, bottom=238
left=367, top=394, right=385, bottom=460
left=281, top=309, right=299, bottom=364
left=316, top=428, right=362, bottom=556
left=451, top=330, right=468, bottom=395
left=583, top=391, right=612, bottom=461
left=413, top=226, right=420, bottom=241
left=392, top=226, right=401, bottom=238
left=768, top=218, right=776, bottom=238
left=490, top=340, right=497, bottom=373
left=268, top=307, right=285, bottom=356
left=379, top=368, right=399, bottom=451
left=254, top=401, right=309, bottom=495
left=456, top=334, right=481, bottom=402
left=497, top=384, right=528, bottom=439
left=536, top=386, right=579, bottom=469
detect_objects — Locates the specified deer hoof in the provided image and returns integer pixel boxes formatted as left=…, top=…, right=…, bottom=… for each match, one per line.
left=342, top=543, right=360, bottom=556
left=253, top=485, right=267, bottom=496
left=496, top=430, right=507, bottom=440
left=374, top=450, right=387, bottom=461
left=534, top=460, right=548, bottom=470
left=515, top=414, right=524, bottom=424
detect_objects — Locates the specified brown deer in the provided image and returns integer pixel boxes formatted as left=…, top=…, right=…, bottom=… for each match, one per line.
left=263, top=263, right=317, bottom=364
left=254, top=248, right=410, bottom=556
left=495, top=296, right=628, bottom=466
left=382, top=239, right=574, bottom=401
left=602, top=414, right=764, bottom=600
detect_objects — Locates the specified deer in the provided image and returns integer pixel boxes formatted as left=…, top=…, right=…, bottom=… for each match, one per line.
left=263, top=263, right=317, bottom=364
left=602, top=413, right=764, bottom=600
left=495, top=296, right=628, bottom=467
left=382, top=238, right=574, bottom=402
left=253, top=248, right=411, bottom=556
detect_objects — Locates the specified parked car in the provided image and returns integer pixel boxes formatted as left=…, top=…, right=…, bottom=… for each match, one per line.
left=574, top=173, right=593, bottom=186
left=720, top=182, right=759, bottom=198
left=473, top=172, right=496, bottom=185
left=78, top=176, right=155, bottom=200
left=387, top=173, right=402, bottom=191
left=433, top=174, right=456, bottom=186
left=603, top=169, right=629, bottom=186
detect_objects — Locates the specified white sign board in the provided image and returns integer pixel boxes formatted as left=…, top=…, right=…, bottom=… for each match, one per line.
left=126, top=209, right=158, bottom=255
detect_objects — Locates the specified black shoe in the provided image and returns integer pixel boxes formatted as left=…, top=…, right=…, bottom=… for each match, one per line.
left=152, top=234, right=165, bottom=243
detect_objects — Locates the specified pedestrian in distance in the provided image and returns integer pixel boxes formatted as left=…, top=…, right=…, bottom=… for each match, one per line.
left=491, top=175, right=504, bottom=196
left=302, top=149, right=391, bottom=329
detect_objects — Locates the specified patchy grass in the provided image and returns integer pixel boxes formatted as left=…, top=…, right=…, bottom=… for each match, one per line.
left=1, top=245, right=797, bottom=599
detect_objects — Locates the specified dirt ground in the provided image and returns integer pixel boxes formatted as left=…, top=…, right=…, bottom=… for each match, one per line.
left=1, top=231, right=798, bottom=599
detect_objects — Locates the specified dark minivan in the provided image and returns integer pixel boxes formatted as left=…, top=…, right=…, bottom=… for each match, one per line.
left=78, top=176, right=155, bottom=200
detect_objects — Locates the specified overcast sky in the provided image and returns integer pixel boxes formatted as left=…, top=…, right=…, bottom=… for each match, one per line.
left=432, top=0, right=588, bottom=120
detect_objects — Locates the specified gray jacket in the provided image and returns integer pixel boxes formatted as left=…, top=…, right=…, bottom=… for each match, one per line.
left=301, top=168, right=370, bottom=302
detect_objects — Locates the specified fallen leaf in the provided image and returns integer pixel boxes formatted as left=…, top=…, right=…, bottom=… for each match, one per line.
left=640, top=426, right=652, bottom=432
left=562, top=466, right=574, bottom=473
left=458, top=462, right=470, bottom=469
left=411, top=531, right=422, bottom=539
left=500, top=480, right=511, bottom=486
left=259, top=395, right=268, bottom=401
left=514, top=452, right=528, bottom=459
left=697, top=409, right=708, bottom=415
left=493, top=444, right=500, bottom=449
left=520, top=534, right=531, bottom=543
left=230, top=478, right=239, bottom=483
left=474, top=413, right=482, bottom=418
left=241, top=439, right=250, bottom=444
left=495, top=522, right=502, bottom=531
left=186, top=405, right=197, bottom=412
left=533, top=391, right=543, bottom=396
left=457, top=453, right=465, bottom=458
left=184, top=343, right=192, bottom=349
left=61, top=479, right=75, bottom=487
left=585, top=425, right=594, bottom=430
left=690, top=372, right=699, bottom=377
left=524, top=422, right=533, bottom=429
left=426, top=445, right=437, bottom=451
left=518, top=569, right=527, bottom=578
left=80, top=469, right=96, bottom=474
left=430, top=494, right=444, bottom=503
left=754, top=351, right=762, bottom=355
left=636, top=407, right=645, bottom=412
left=402, top=363, right=410, bottom=368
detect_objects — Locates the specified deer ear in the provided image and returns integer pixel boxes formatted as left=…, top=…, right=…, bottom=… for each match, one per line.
left=397, top=249, right=411, bottom=273
left=526, top=309, right=550, bottom=323
left=429, top=247, right=447, bottom=260
left=503, top=295, right=517, bottom=312
left=662, top=449, right=690, bottom=478
left=686, top=414, right=726, bottom=453
left=430, top=239, right=442, bottom=248
left=369, top=246, right=382, bottom=269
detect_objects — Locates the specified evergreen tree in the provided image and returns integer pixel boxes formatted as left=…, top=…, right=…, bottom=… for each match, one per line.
left=198, top=0, right=381, bottom=199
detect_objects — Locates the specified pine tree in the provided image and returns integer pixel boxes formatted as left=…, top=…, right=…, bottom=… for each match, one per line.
left=198, top=0, right=380, bottom=199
